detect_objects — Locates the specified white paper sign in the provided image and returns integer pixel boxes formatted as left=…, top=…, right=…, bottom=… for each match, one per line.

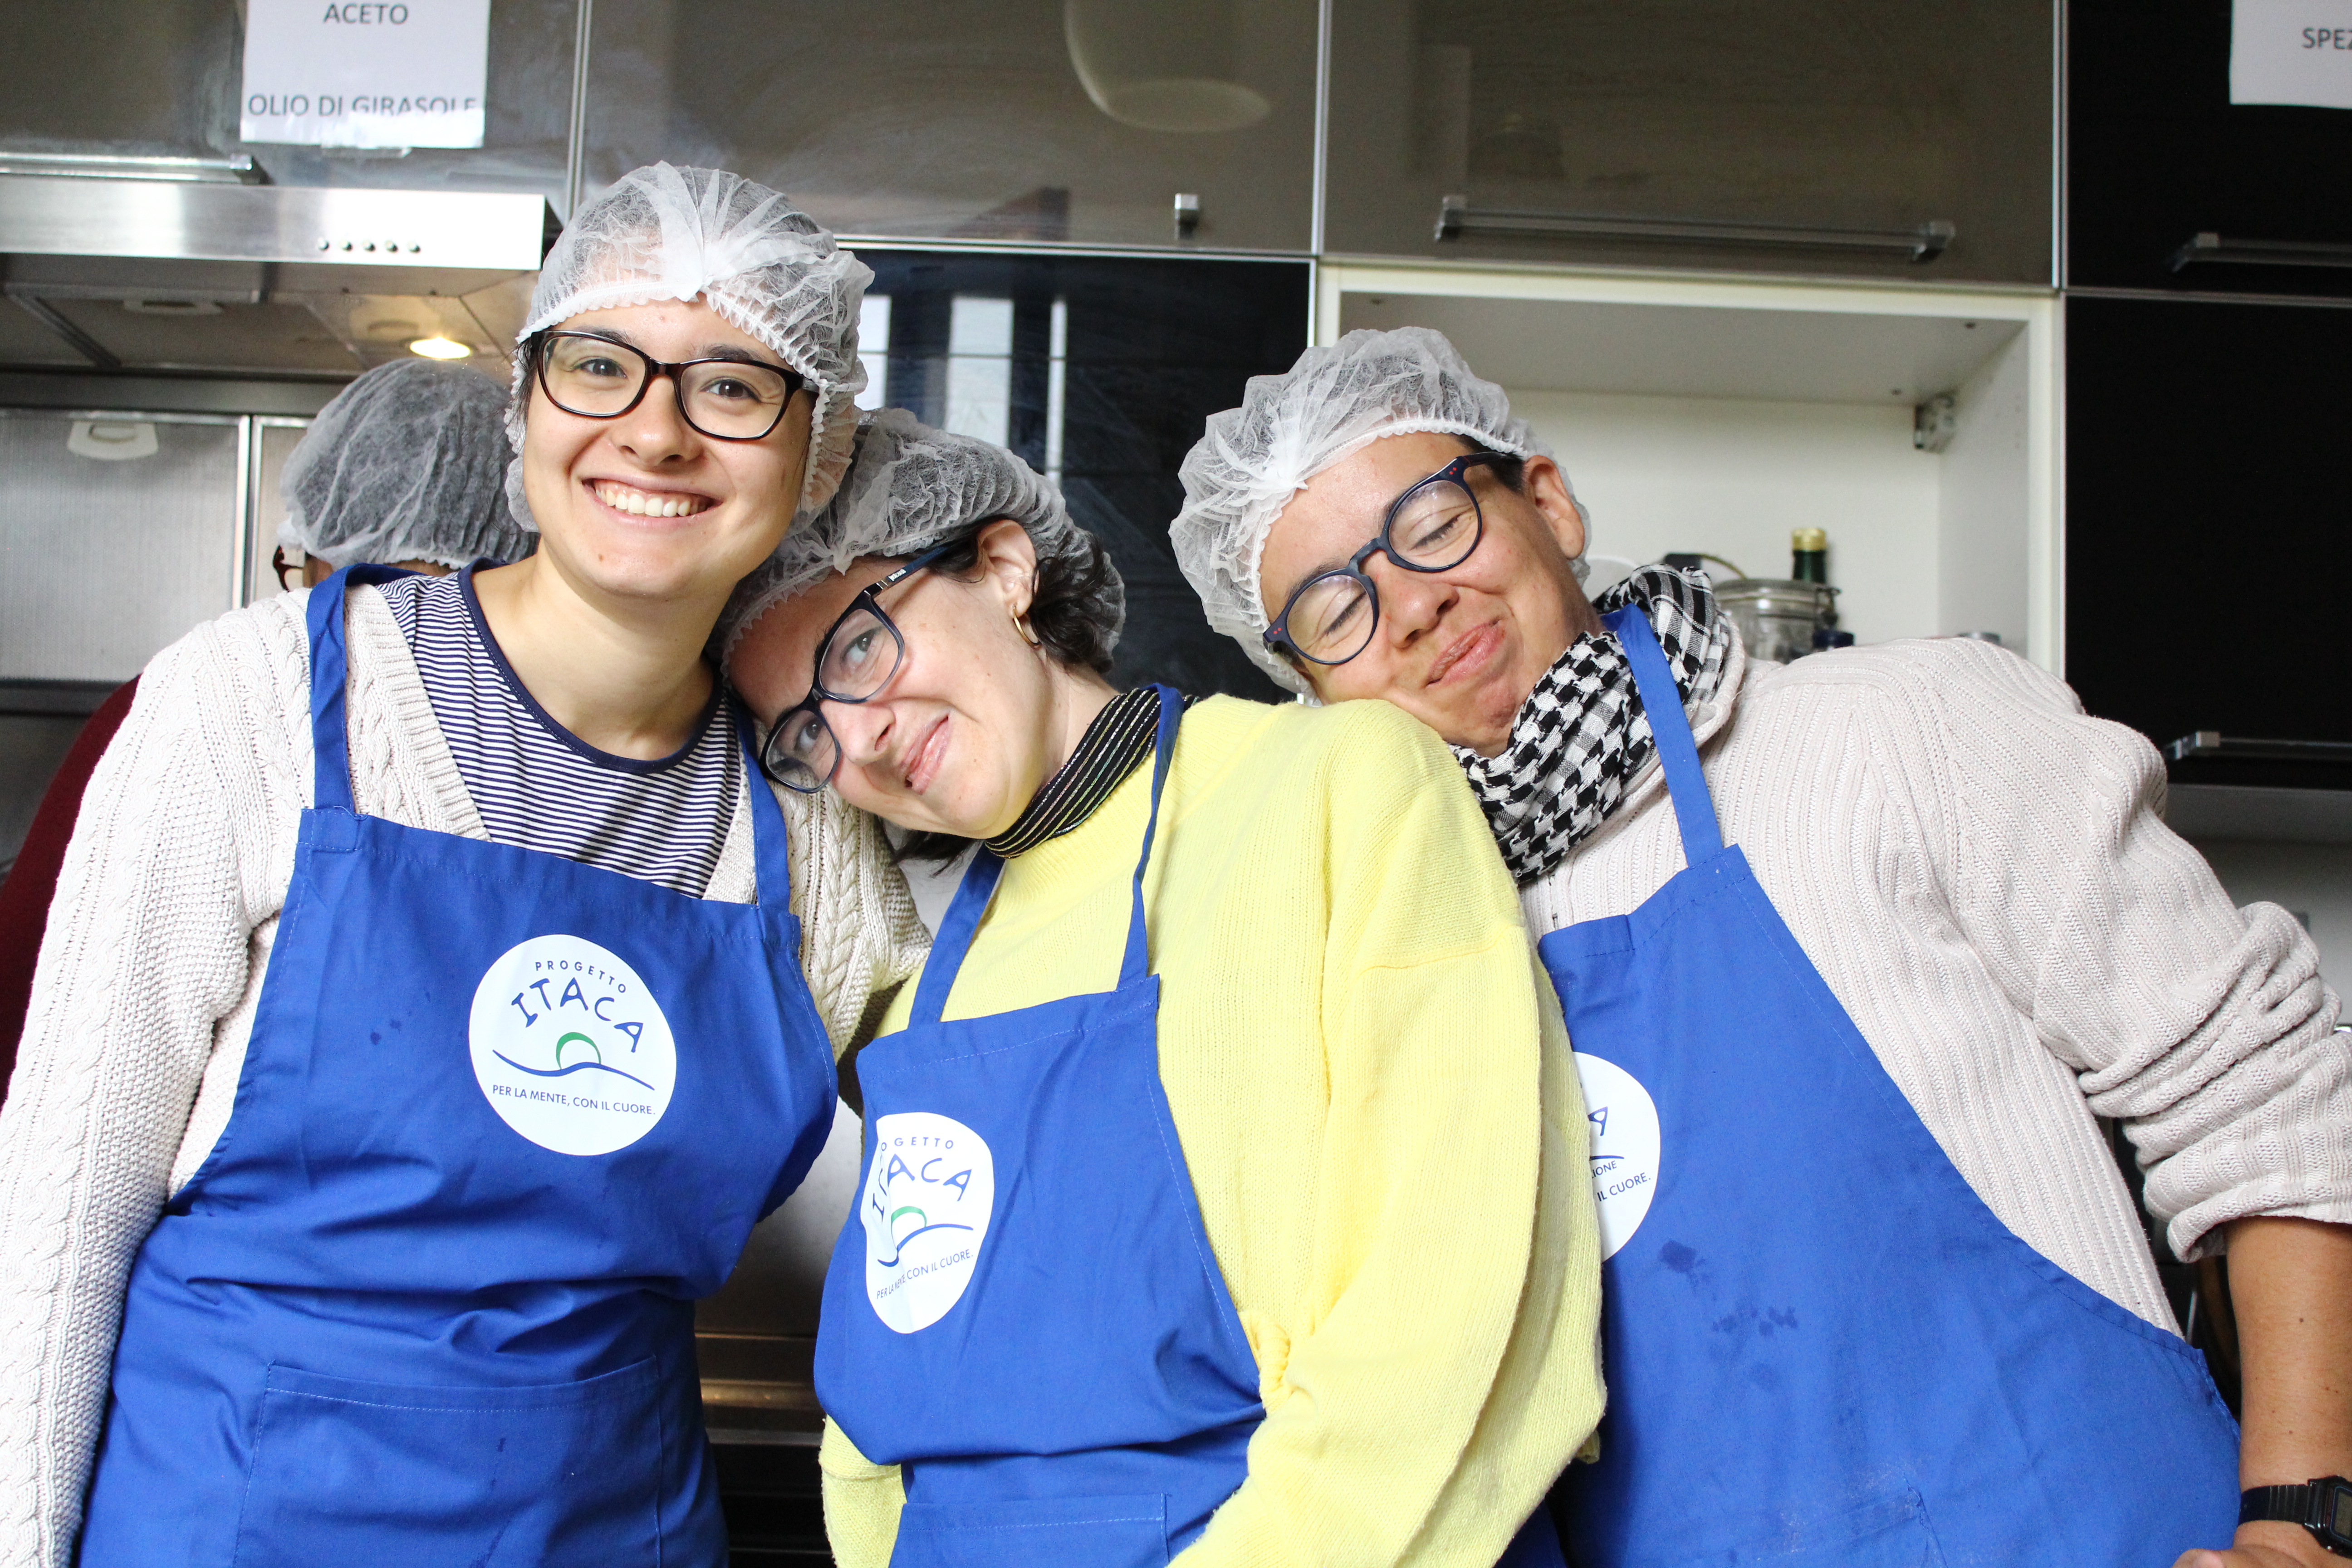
left=2232, top=0, right=2352, bottom=108
left=241, top=0, right=491, bottom=148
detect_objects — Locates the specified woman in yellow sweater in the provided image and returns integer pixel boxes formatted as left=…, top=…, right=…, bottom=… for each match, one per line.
left=721, top=410, right=1602, bottom=1568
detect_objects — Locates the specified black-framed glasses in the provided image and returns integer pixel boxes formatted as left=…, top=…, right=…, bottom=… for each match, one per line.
left=1263, top=451, right=1504, bottom=668
left=271, top=545, right=303, bottom=592
left=757, top=542, right=958, bottom=793
left=530, top=330, right=806, bottom=442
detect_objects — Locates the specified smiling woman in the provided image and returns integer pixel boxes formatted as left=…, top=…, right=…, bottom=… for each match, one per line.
left=719, top=412, right=1605, bottom=1568
left=0, top=165, right=931, bottom=1568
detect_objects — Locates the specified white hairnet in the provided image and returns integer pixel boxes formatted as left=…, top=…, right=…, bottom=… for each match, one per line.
left=278, top=358, right=529, bottom=569
left=719, top=408, right=1124, bottom=660
left=1170, top=325, right=1587, bottom=693
left=504, top=162, right=872, bottom=531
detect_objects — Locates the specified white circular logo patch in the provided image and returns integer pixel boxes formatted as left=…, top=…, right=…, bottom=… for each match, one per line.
left=1575, top=1052, right=1662, bottom=1261
left=860, top=1111, right=995, bottom=1334
left=468, top=935, right=676, bottom=1157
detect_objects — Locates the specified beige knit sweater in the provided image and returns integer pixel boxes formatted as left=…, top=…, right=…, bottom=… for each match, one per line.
left=1529, top=631, right=2349, bottom=1330
left=0, top=586, right=929, bottom=1568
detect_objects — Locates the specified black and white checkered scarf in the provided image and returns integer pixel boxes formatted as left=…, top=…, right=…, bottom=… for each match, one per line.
left=1452, top=565, right=1731, bottom=887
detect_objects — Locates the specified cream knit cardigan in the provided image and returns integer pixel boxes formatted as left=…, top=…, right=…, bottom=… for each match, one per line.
left=0, top=587, right=929, bottom=1568
left=1526, top=631, right=2349, bottom=1331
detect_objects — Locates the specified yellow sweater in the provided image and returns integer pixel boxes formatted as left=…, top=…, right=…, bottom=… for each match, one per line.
left=819, top=696, right=1604, bottom=1568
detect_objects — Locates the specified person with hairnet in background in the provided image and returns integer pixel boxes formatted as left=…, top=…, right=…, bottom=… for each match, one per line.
left=1170, top=326, right=2352, bottom=1568
left=272, top=355, right=531, bottom=589
left=0, top=355, right=529, bottom=1091
left=722, top=407, right=1604, bottom=1568
left=0, top=164, right=928, bottom=1568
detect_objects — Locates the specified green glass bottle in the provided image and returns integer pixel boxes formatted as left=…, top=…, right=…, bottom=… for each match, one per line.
left=1791, top=528, right=1829, bottom=584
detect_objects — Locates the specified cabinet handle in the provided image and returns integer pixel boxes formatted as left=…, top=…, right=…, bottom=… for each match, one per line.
left=0, top=151, right=261, bottom=185
left=2167, top=232, right=2352, bottom=271
left=2165, top=731, right=2352, bottom=762
left=1434, top=196, right=1954, bottom=262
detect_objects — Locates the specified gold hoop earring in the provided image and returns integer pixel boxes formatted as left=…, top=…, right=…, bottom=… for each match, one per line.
left=1014, top=611, right=1043, bottom=647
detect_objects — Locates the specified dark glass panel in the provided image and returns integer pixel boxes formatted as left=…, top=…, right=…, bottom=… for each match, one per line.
left=2065, top=296, right=2352, bottom=757
left=857, top=250, right=1306, bottom=699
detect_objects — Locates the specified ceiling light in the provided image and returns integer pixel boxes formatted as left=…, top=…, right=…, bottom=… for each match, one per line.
left=409, top=336, right=472, bottom=359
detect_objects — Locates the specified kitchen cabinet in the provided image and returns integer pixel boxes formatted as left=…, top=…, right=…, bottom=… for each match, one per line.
left=0, top=0, right=241, bottom=159
left=2069, top=0, right=2352, bottom=299
left=240, top=0, right=576, bottom=205
left=1324, top=0, right=2055, bottom=284
left=2065, top=295, right=2352, bottom=769
left=581, top=0, right=1318, bottom=252
left=0, top=0, right=573, bottom=208
left=0, top=410, right=246, bottom=685
left=245, top=420, right=310, bottom=606
left=1320, top=263, right=2060, bottom=661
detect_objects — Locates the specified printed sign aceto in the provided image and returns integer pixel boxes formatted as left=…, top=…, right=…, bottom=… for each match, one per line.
left=469, top=935, right=676, bottom=1157
left=860, top=1112, right=996, bottom=1334
left=2232, top=0, right=2352, bottom=109
left=1575, top=1052, right=1662, bottom=1261
left=240, top=0, right=490, bottom=147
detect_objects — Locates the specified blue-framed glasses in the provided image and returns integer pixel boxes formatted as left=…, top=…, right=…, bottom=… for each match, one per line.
left=757, top=542, right=957, bottom=793
left=1263, top=451, right=1505, bottom=669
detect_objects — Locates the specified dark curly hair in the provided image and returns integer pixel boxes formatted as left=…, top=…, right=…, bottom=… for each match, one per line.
left=916, top=524, right=1122, bottom=676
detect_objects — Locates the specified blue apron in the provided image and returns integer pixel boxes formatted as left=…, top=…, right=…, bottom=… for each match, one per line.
left=78, top=565, right=838, bottom=1568
left=1542, top=607, right=2241, bottom=1567
left=816, top=686, right=1564, bottom=1568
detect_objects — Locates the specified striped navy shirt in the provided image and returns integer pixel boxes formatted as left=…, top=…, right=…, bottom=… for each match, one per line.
left=377, top=569, right=741, bottom=897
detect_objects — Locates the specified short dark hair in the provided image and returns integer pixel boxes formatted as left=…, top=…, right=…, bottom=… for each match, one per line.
left=920, top=524, right=1121, bottom=676
left=892, top=520, right=1122, bottom=866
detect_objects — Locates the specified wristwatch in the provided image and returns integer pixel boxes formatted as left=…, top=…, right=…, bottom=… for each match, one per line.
left=2240, top=1477, right=2352, bottom=1557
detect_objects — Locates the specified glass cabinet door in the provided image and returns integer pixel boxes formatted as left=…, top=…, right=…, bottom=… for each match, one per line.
left=582, top=0, right=1318, bottom=252
left=0, top=0, right=571, bottom=204
left=851, top=250, right=1306, bottom=697
left=240, top=0, right=575, bottom=202
left=1325, top=0, right=2054, bottom=284
left=2066, top=296, right=2352, bottom=753
left=0, top=0, right=241, bottom=158
left=2070, top=0, right=2352, bottom=298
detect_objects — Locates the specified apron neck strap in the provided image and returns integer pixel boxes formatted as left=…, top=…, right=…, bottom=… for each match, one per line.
left=1116, top=685, right=1183, bottom=989
left=305, top=564, right=419, bottom=814
left=910, top=852, right=1004, bottom=1026
left=908, top=685, right=1184, bottom=1026
left=1603, top=603, right=1724, bottom=866
left=736, top=703, right=795, bottom=911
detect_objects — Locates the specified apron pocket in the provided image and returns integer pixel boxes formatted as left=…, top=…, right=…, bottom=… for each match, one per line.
left=1674, top=1488, right=1944, bottom=1568
left=230, top=1358, right=668, bottom=1568
left=899, top=1491, right=1170, bottom=1568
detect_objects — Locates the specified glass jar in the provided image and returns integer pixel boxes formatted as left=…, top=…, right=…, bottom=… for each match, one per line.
left=1714, top=578, right=1839, bottom=666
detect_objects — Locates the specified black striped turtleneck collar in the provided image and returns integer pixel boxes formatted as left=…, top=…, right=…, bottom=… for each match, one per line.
left=985, top=686, right=1185, bottom=858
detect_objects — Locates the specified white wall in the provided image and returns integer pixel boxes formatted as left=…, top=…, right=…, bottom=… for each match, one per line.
left=1508, top=387, right=1944, bottom=648
left=1937, top=330, right=2032, bottom=650
left=2179, top=838, right=2352, bottom=1001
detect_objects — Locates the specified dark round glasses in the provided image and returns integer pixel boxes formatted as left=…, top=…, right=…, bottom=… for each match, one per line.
left=530, top=330, right=806, bottom=442
left=1263, top=451, right=1504, bottom=668
left=757, top=543, right=956, bottom=793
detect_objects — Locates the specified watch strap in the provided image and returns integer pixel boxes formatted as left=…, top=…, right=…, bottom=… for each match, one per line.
left=2241, top=1477, right=2352, bottom=1557
left=2242, top=1484, right=2313, bottom=1526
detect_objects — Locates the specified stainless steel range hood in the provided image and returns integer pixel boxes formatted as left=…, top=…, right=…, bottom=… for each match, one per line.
left=0, top=168, right=556, bottom=376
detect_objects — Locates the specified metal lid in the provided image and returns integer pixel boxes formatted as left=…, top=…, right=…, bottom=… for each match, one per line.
left=1715, top=576, right=1838, bottom=607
